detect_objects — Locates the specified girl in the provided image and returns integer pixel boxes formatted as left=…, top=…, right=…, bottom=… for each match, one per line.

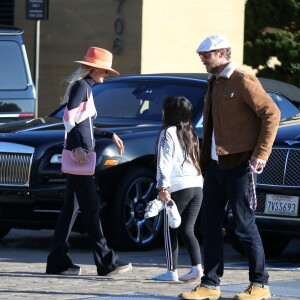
left=152, top=95, right=204, bottom=282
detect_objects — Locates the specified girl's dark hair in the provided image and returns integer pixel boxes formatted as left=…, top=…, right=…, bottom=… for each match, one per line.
left=161, top=95, right=201, bottom=174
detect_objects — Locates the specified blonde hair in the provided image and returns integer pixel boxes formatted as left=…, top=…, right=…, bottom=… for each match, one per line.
left=60, top=65, right=93, bottom=104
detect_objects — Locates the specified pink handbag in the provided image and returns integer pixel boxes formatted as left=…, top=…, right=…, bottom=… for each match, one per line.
left=61, top=149, right=96, bottom=175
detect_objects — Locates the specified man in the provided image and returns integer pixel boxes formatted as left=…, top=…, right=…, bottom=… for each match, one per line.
left=179, top=34, right=280, bottom=300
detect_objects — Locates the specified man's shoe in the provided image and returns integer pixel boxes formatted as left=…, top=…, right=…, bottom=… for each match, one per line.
left=152, top=270, right=179, bottom=281
left=234, top=285, right=271, bottom=300
left=106, top=262, right=132, bottom=276
left=144, top=199, right=164, bottom=218
left=178, top=285, right=221, bottom=299
left=46, top=264, right=81, bottom=275
left=166, top=199, right=181, bottom=228
left=179, top=265, right=203, bottom=282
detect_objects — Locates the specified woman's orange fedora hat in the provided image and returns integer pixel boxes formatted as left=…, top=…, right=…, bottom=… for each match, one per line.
left=75, top=47, right=120, bottom=75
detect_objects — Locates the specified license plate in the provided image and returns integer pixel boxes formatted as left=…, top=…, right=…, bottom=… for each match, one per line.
left=265, top=194, right=299, bottom=216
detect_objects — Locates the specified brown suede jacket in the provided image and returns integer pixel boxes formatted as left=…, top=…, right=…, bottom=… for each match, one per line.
left=201, top=62, right=281, bottom=170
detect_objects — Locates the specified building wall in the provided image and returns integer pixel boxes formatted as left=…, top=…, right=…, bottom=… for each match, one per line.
left=14, top=0, right=246, bottom=116
left=141, top=0, right=246, bottom=73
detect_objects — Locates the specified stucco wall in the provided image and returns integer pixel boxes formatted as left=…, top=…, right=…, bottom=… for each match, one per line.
left=141, top=0, right=246, bottom=73
left=15, top=0, right=143, bottom=115
left=14, top=0, right=246, bottom=116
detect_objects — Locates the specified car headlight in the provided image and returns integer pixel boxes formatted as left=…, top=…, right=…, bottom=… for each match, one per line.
left=50, top=154, right=62, bottom=164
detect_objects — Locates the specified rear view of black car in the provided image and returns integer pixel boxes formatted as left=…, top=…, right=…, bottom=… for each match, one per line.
left=0, top=26, right=36, bottom=122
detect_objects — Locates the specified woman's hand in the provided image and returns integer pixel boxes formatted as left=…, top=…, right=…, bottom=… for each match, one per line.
left=74, top=147, right=88, bottom=164
left=112, top=133, right=125, bottom=155
left=158, top=189, right=171, bottom=203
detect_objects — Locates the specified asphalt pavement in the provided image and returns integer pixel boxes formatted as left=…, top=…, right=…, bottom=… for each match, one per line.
left=0, top=229, right=300, bottom=300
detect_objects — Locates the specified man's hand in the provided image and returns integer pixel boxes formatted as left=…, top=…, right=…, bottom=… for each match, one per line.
left=250, top=156, right=266, bottom=173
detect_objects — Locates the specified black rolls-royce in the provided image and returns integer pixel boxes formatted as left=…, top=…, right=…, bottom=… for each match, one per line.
left=0, top=73, right=299, bottom=255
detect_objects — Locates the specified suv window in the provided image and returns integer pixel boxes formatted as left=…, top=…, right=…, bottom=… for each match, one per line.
left=0, top=26, right=36, bottom=122
left=0, top=41, right=28, bottom=90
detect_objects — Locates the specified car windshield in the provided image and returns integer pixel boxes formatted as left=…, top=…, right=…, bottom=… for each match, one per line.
left=52, top=77, right=299, bottom=123
left=53, top=78, right=206, bottom=122
left=268, top=91, right=300, bottom=120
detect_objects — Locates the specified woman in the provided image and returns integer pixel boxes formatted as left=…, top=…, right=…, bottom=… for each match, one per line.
left=46, top=47, right=132, bottom=276
left=152, top=96, right=204, bottom=282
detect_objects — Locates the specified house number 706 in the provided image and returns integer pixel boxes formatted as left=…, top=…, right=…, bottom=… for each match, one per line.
left=113, top=0, right=125, bottom=54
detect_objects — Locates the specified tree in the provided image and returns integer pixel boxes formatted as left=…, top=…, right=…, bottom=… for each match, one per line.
left=244, top=0, right=300, bottom=86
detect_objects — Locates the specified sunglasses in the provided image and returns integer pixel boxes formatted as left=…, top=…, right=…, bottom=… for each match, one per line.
left=94, top=68, right=110, bottom=76
left=198, top=50, right=219, bottom=58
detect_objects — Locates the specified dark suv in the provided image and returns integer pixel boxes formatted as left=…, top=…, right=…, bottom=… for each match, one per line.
left=0, top=26, right=36, bottom=122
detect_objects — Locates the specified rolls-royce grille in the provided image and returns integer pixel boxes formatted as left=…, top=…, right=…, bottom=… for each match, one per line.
left=257, top=148, right=300, bottom=187
left=0, top=143, right=34, bottom=187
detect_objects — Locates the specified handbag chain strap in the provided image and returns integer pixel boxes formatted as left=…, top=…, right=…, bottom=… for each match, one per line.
left=87, top=90, right=95, bottom=149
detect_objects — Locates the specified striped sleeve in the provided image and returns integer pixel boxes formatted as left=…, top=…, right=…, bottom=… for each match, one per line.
left=63, top=80, right=88, bottom=148
left=156, top=129, right=174, bottom=190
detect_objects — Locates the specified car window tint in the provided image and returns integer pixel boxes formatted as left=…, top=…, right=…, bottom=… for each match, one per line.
left=0, top=99, right=34, bottom=113
left=268, top=92, right=300, bottom=120
left=92, top=80, right=206, bottom=121
left=0, top=41, right=28, bottom=90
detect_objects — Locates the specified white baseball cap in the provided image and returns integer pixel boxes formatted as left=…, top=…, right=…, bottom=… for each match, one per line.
left=196, top=34, right=230, bottom=53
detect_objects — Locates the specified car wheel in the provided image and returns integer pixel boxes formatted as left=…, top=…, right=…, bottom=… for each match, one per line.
left=108, top=167, right=163, bottom=250
left=226, top=229, right=290, bottom=257
left=260, top=233, right=290, bottom=257
left=0, top=227, right=11, bottom=239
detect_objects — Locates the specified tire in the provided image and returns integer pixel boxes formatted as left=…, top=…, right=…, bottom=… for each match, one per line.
left=108, top=167, right=163, bottom=250
left=226, top=229, right=290, bottom=257
left=0, top=228, right=11, bottom=239
left=260, top=233, right=290, bottom=257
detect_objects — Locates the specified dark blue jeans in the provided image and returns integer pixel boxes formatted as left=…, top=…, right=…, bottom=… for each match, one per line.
left=200, top=162, right=269, bottom=286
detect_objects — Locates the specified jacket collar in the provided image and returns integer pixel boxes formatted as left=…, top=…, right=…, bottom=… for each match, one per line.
left=219, top=61, right=237, bottom=78
left=84, top=75, right=96, bottom=87
left=208, top=61, right=237, bottom=80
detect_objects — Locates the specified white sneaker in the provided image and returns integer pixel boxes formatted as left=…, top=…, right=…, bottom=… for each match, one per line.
left=106, top=263, right=133, bottom=276
left=179, top=265, right=203, bottom=282
left=152, top=270, right=179, bottom=281
left=166, top=199, right=181, bottom=228
left=144, top=199, right=164, bottom=218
